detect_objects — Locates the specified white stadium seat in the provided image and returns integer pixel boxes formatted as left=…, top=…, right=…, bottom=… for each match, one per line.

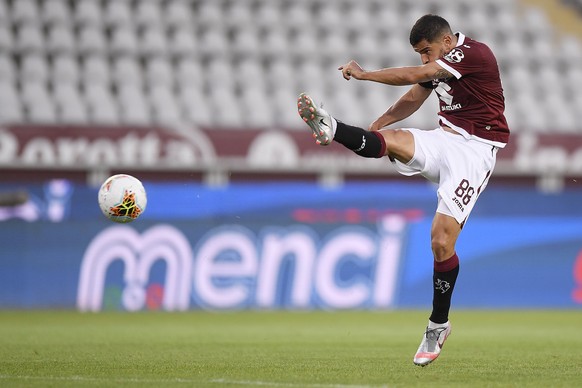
left=42, top=0, right=71, bottom=27
left=20, top=54, right=49, bottom=83
left=82, top=55, right=111, bottom=86
left=144, top=57, right=174, bottom=88
left=0, top=81, right=23, bottom=123
left=46, top=25, right=76, bottom=55
left=117, top=84, right=150, bottom=125
left=83, top=83, right=119, bottom=125
left=135, top=1, right=163, bottom=30
left=74, top=0, right=103, bottom=27
left=77, top=26, right=107, bottom=56
left=140, top=27, right=168, bottom=57
left=0, top=25, right=13, bottom=53
left=52, top=55, right=80, bottom=85
left=169, top=28, right=197, bottom=58
left=53, top=83, right=88, bottom=124
left=164, top=0, right=193, bottom=30
left=112, top=56, right=143, bottom=87
left=0, top=0, right=579, bottom=132
left=11, top=0, right=39, bottom=26
left=110, top=26, right=139, bottom=57
left=0, top=56, right=15, bottom=82
left=103, top=0, right=132, bottom=28
left=149, top=85, right=182, bottom=126
left=15, top=25, right=44, bottom=53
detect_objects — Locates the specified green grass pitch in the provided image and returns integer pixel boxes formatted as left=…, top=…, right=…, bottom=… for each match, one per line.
left=0, top=310, right=581, bottom=387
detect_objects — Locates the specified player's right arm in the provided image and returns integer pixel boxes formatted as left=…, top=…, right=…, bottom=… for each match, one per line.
left=368, top=84, right=432, bottom=131
left=339, top=60, right=452, bottom=85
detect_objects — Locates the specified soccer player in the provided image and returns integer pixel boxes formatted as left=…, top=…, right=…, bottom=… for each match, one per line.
left=298, top=14, right=509, bottom=366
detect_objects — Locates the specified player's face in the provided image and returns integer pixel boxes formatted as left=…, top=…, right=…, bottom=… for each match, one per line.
left=413, top=35, right=454, bottom=64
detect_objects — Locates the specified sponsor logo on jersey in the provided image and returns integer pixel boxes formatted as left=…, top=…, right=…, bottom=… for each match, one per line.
left=441, top=103, right=462, bottom=111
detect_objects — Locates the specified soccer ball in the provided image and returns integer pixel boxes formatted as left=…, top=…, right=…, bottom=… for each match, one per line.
left=98, top=174, right=147, bottom=223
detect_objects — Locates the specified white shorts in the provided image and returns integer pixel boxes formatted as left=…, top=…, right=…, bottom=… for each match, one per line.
left=392, top=127, right=498, bottom=225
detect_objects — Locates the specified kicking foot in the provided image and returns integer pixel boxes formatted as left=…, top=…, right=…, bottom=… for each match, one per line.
left=413, top=322, right=451, bottom=366
left=297, top=93, right=335, bottom=145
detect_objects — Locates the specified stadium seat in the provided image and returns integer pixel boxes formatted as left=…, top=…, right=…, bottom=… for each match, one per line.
left=164, top=0, right=193, bottom=30
left=149, top=85, right=182, bottom=126
left=271, top=88, right=303, bottom=130
left=196, top=1, right=223, bottom=29
left=0, top=81, right=23, bottom=123
left=110, top=26, right=139, bottom=57
left=21, top=82, right=57, bottom=124
left=15, top=24, right=45, bottom=54
left=82, top=55, right=110, bottom=87
left=240, top=86, right=274, bottom=127
left=169, top=27, right=197, bottom=58
left=205, top=57, right=235, bottom=90
left=255, top=2, right=281, bottom=30
left=46, top=24, right=76, bottom=55
left=117, top=84, right=150, bottom=125
left=178, top=86, right=212, bottom=126
left=11, top=0, right=39, bottom=26
left=198, top=27, right=229, bottom=58
left=260, top=28, right=289, bottom=60
left=74, top=0, right=103, bottom=27
left=224, top=1, right=253, bottom=29
left=140, top=27, right=168, bottom=58
left=52, top=55, right=80, bottom=86
left=83, top=83, right=119, bottom=124
left=283, top=2, right=313, bottom=29
left=0, top=55, right=15, bottom=82
left=0, top=0, right=7, bottom=27
left=209, top=86, right=243, bottom=128
left=144, top=57, right=174, bottom=88
left=135, top=1, right=163, bottom=30
left=53, top=83, right=88, bottom=124
left=235, top=58, right=265, bottom=90
left=0, top=24, right=13, bottom=53
left=77, top=26, right=107, bottom=56
left=175, top=58, right=203, bottom=88
left=42, top=0, right=71, bottom=27
left=231, top=27, right=261, bottom=58
left=20, top=54, right=49, bottom=83
left=103, top=0, right=132, bottom=28
left=112, top=56, right=143, bottom=87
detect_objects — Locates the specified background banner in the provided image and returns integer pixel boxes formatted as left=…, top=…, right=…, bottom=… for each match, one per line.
left=0, top=181, right=580, bottom=310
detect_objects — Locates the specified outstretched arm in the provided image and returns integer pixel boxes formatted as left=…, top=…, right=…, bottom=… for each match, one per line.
left=338, top=60, right=452, bottom=85
left=368, top=84, right=432, bottom=131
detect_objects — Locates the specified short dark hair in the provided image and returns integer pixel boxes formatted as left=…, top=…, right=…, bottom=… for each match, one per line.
left=409, top=14, right=452, bottom=46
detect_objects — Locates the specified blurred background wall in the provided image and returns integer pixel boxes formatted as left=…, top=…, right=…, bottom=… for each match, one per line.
left=1, top=0, right=581, bottom=311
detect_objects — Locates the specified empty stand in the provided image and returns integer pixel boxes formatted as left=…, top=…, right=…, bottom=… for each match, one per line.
left=0, top=0, right=579, bottom=132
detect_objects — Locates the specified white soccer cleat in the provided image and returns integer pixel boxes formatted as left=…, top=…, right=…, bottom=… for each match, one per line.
left=297, top=93, right=334, bottom=145
left=413, top=322, right=451, bottom=367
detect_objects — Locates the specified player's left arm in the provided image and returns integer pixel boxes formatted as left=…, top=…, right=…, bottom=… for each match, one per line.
left=339, top=60, right=454, bottom=85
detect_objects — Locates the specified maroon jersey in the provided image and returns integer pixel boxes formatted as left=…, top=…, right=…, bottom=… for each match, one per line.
left=424, top=33, right=509, bottom=147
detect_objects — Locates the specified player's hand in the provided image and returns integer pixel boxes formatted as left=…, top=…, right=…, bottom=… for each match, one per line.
left=368, top=118, right=385, bottom=132
left=338, top=60, right=364, bottom=80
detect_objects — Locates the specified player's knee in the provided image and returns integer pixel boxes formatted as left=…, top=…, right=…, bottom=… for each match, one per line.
left=431, top=233, right=455, bottom=262
left=380, top=129, right=415, bottom=162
